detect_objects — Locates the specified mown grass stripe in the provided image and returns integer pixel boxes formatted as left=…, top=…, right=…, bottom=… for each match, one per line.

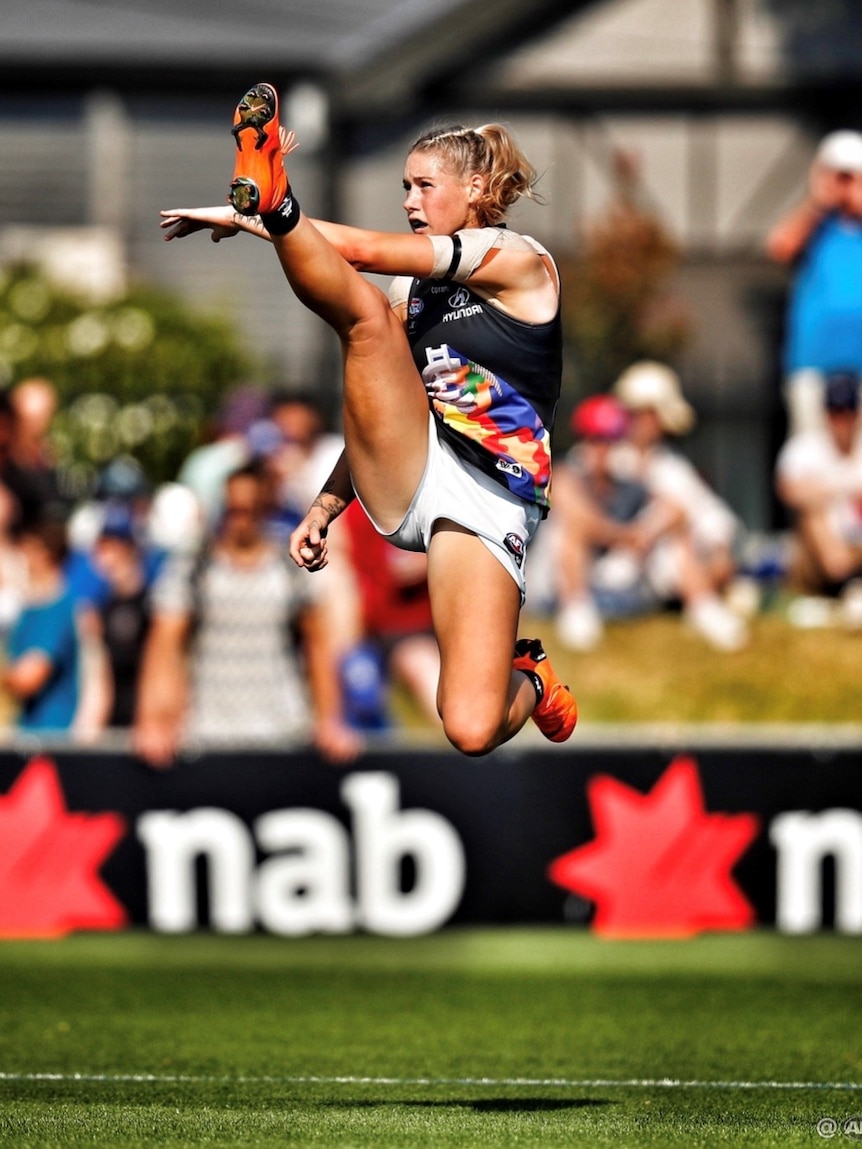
left=0, top=1072, right=860, bottom=1091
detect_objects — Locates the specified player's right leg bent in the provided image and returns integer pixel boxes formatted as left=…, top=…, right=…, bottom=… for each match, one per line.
left=513, top=638, right=578, bottom=743
left=428, top=526, right=530, bottom=755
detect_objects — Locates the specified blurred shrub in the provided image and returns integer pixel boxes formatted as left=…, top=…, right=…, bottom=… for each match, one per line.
left=559, top=150, right=693, bottom=406
left=0, top=262, right=258, bottom=493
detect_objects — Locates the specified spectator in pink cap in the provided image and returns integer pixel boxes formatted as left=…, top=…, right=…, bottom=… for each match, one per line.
left=550, top=393, right=677, bottom=651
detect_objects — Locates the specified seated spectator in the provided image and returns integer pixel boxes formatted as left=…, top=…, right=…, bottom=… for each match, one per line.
left=177, top=385, right=269, bottom=528
left=0, top=483, right=26, bottom=636
left=5, top=376, right=67, bottom=527
left=146, top=481, right=205, bottom=556
left=65, top=455, right=162, bottom=612
left=1, top=514, right=84, bottom=733
left=260, top=389, right=346, bottom=537
left=775, top=370, right=862, bottom=622
left=0, top=482, right=26, bottom=727
left=551, top=394, right=678, bottom=651
left=83, top=505, right=153, bottom=731
left=338, top=499, right=440, bottom=729
left=11, top=376, right=58, bottom=467
left=133, top=462, right=359, bottom=766
left=260, top=390, right=359, bottom=679
left=610, top=361, right=749, bottom=651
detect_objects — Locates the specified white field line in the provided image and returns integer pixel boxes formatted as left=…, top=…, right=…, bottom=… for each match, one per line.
left=0, top=1072, right=860, bottom=1091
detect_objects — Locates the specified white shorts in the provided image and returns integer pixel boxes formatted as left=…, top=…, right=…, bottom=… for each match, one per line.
left=358, top=415, right=541, bottom=603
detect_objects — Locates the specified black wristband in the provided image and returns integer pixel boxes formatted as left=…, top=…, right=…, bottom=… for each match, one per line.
left=261, top=188, right=301, bottom=236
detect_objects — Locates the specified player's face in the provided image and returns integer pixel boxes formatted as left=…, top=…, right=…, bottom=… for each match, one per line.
left=402, top=150, right=483, bottom=235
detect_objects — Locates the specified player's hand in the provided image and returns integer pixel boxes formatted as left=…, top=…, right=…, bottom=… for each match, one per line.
left=289, top=512, right=330, bottom=571
left=159, top=205, right=241, bottom=242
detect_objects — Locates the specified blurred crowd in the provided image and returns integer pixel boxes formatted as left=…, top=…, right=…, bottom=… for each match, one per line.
left=533, top=126, right=862, bottom=653
left=1, top=128, right=861, bottom=758
left=0, top=378, right=441, bottom=764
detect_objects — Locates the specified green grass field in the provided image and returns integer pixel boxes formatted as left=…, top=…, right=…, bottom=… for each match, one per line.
left=0, top=930, right=859, bottom=1148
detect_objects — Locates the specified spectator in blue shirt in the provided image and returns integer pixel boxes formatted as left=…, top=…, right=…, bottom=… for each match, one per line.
left=2, top=514, right=80, bottom=732
left=767, top=130, right=862, bottom=436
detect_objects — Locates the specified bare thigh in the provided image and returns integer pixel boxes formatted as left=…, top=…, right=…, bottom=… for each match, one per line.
left=269, top=226, right=430, bottom=531
left=339, top=296, right=430, bottom=532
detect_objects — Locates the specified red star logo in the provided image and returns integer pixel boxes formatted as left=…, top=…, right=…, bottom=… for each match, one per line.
left=548, top=756, right=759, bottom=938
left=0, top=758, right=127, bottom=937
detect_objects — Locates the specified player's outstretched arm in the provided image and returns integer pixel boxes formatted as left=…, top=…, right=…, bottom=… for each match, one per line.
left=159, top=204, right=269, bottom=243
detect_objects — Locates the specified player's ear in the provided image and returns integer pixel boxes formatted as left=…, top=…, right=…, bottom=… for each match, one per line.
left=466, top=173, right=485, bottom=203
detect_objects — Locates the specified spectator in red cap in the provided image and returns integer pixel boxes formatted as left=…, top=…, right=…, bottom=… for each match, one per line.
left=767, top=129, right=862, bottom=436
left=550, top=393, right=674, bottom=651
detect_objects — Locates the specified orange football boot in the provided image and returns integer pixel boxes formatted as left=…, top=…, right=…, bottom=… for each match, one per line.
left=229, top=82, right=287, bottom=215
left=513, top=637, right=578, bottom=743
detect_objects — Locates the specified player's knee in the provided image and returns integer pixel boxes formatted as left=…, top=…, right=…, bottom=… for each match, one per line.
left=441, top=705, right=504, bottom=758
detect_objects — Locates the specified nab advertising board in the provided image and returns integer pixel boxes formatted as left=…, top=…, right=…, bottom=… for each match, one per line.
left=0, top=738, right=860, bottom=938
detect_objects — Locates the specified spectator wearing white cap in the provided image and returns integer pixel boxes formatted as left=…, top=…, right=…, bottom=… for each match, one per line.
left=766, top=129, right=862, bottom=436
left=608, top=361, right=749, bottom=652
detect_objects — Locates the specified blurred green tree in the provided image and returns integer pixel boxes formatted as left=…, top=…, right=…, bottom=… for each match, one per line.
left=0, top=263, right=259, bottom=494
left=559, top=149, right=693, bottom=429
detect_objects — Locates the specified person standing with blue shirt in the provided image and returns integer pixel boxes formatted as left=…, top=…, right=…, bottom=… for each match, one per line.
left=767, top=130, right=862, bottom=436
left=2, top=514, right=80, bottom=732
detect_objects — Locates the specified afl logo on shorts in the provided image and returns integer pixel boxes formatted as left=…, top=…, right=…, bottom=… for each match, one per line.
left=504, top=532, right=526, bottom=568
left=409, top=298, right=424, bottom=318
